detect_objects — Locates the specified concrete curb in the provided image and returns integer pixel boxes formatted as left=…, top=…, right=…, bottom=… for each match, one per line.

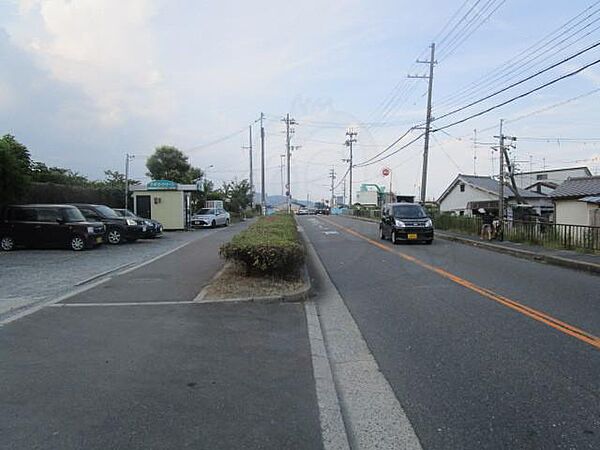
left=437, top=232, right=600, bottom=275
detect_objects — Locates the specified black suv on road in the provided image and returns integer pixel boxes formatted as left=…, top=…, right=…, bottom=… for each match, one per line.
left=70, top=204, right=144, bottom=245
left=0, top=204, right=105, bottom=251
left=379, top=202, right=434, bottom=245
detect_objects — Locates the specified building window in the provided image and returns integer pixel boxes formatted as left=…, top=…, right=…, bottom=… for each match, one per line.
left=460, top=183, right=465, bottom=192
left=536, top=174, right=548, bottom=180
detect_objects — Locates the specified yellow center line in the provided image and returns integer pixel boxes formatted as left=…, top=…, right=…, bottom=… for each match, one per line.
left=320, top=216, right=600, bottom=351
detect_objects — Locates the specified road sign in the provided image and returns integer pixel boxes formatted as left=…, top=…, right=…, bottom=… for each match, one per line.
left=382, top=167, right=390, bottom=177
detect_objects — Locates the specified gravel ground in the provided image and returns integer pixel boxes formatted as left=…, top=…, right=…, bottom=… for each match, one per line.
left=203, top=263, right=306, bottom=300
left=0, top=230, right=213, bottom=317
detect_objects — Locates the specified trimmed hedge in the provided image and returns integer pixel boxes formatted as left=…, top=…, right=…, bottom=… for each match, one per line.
left=220, top=214, right=305, bottom=275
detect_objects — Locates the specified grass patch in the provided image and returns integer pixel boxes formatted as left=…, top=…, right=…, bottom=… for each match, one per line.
left=220, top=214, right=305, bottom=276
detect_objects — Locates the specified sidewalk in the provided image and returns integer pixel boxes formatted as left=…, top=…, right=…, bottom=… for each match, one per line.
left=437, top=230, right=600, bottom=275
left=0, top=222, right=323, bottom=450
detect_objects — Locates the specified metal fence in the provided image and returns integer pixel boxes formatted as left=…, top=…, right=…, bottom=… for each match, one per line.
left=434, top=214, right=600, bottom=252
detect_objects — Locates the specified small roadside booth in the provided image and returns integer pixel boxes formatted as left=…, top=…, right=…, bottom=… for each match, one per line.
left=131, top=180, right=198, bottom=230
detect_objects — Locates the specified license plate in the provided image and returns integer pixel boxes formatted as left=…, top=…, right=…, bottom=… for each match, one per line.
left=95, top=236, right=103, bottom=243
left=142, top=226, right=146, bottom=232
left=407, top=233, right=418, bottom=240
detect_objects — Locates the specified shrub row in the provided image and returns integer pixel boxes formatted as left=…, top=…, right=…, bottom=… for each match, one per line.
left=220, top=214, right=305, bottom=275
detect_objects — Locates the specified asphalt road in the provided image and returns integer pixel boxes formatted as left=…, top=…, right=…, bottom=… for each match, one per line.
left=300, top=215, right=600, bottom=449
left=1, top=222, right=322, bottom=450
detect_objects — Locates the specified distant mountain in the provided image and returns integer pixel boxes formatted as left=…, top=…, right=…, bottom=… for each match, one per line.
left=254, top=193, right=313, bottom=207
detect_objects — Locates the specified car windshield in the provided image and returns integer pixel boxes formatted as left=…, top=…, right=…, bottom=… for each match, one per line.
left=95, top=205, right=120, bottom=218
left=392, top=204, right=427, bottom=219
left=114, top=209, right=136, bottom=218
left=63, top=207, right=86, bottom=222
left=197, top=208, right=215, bottom=215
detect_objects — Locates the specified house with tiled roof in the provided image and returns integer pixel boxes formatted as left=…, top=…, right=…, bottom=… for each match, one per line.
left=437, top=174, right=552, bottom=217
left=549, top=176, right=600, bottom=226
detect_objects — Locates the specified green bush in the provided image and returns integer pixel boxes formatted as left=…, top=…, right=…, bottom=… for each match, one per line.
left=220, top=214, right=305, bottom=275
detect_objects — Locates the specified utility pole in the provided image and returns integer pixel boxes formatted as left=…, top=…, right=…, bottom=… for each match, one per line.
left=282, top=114, right=297, bottom=213
left=344, top=129, right=357, bottom=206
left=494, top=119, right=517, bottom=241
left=342, top=178, right=347, bottom=206
left=280, top=154, right=285, bottom=197
left=124, top=153, right=135, bottom=209
left=473, top=129, right=477, bottom=175
left=259, top=113, right=266, bottom=215
left=408, top=42, right=436, bottom=204
left=329, top=167, right=336, bottom=208
left=248, top=125, right=254, bottom=208
left=242, top=126, right=254, bottom=208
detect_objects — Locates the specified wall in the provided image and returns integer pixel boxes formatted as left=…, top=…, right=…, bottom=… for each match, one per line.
left=514, top=168, right=590, bottom=189
left=355, top=190, right=378, bottom=206
left=439, top=181, right=497, bottom=214
left=554, top=199, right=591, bottom=226
left=134, top=190, right=184, bottom=230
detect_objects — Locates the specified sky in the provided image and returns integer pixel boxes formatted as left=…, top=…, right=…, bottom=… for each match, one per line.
left=1, top=0, right=599, bottom=202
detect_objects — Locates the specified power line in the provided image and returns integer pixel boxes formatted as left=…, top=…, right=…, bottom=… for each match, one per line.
left=186, top=126, right=247, bottom=151
left=355, top=132, right=425, bottom=168
left=434, top=40, right=600, bottom=123
left=435, top=3, right=600, bottom=108
left=433, top=56, right=600, bottom=132
left=437, top=0, right=505, bottom=62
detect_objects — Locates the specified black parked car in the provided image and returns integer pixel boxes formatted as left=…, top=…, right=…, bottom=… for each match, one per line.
left=70, top=204, right=144, bottom=245
left=379, top=202, right=434, bottom=245
left=113, top=209, right=162, bottom=238
left=0, top=204, right=105, bottom=251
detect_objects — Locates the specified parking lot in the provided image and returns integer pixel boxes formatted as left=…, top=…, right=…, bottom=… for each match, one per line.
left=0, top=229, right=220, bottom=319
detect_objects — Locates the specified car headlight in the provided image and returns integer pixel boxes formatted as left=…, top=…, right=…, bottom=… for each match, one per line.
left=394, top=219, right=406, bottom=228
left=425, top=219, right=433, bottom=227
left=87, top=226, right=94, bottom=233
left=145, top=220, right=152, bottom=226
left=126, top=219, right=137, bottom=226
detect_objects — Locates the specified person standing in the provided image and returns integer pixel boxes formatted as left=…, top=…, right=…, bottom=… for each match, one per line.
left=479, top=208, right=494, bottom=240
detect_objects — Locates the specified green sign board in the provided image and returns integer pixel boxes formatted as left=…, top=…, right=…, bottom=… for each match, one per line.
left=147, top=179, right=178, bottom=190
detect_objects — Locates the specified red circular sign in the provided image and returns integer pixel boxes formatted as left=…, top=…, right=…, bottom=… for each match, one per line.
left=382, top=167, right=390, bottom=176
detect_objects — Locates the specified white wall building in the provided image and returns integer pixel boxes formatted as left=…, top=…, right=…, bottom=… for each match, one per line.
left=437, top=174, right=551, bottom=217
left=549, top=176, right=600, bottom=226
left=513, top=166, right=591, bottom=191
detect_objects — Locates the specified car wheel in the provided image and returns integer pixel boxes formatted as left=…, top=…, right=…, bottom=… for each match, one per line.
left=70, top=235, right=86, bottom=251
left=211, top=220, right=216, bottom=228
left=425, top=240, right=433, bottom=245
left=107, top=228, right=123, bottom=245
left=391, top=230, right=398, bottom=245
left=1, top=236, right=15, bottom=251
left=379, top=227, right=386, bottom=240
left=225, top=218, right=230, bottom=227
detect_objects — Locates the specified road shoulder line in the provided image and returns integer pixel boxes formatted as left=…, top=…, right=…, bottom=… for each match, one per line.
left=305, top=300, right=350, bottom=450
left=303, top=227, right=423, bottom=450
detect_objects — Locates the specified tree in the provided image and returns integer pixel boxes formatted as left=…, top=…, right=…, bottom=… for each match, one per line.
left=100, top=170, right=140, bottom=189
left=0, top=135, right=32, bottom=205
left=30, top=162, right=90, bottom=186
left=0, top=134, right=31, bottom=173
left=146, top=146, right=203, bottom=183
left=220, top=179, right=252, bottom=212
left=0, top=146, right=30, bottom=205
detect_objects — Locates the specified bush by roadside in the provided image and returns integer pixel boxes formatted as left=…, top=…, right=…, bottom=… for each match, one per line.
left=220, top=214, right=304, bottom=275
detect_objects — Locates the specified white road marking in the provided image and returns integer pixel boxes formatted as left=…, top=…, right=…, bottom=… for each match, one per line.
left=323, top=231, right=339, bottom=235
left=50, top=301, right=197, bottom=307
left=302, top=229, right=423, bottom=449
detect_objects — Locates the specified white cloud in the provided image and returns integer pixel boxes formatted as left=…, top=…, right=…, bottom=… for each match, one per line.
left=12, top=0, right=171, bottom=126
